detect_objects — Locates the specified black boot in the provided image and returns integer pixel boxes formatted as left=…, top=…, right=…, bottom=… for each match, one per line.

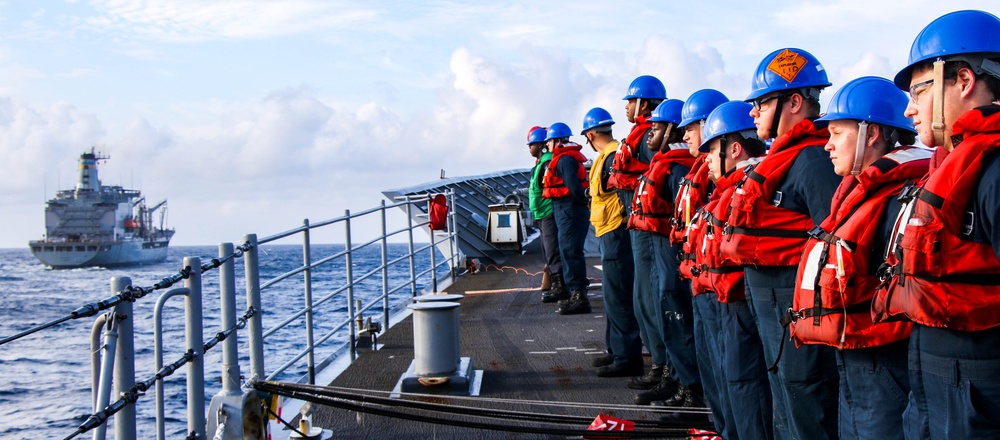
left=656, top=384, right=711, bottom=425
left=627, top=364, right=664, bottom=390
left=541, top=272, right=569, bottom=303
left=634, top=368, right=679, bottom=405
left=555, top=290, right=591, bottom=315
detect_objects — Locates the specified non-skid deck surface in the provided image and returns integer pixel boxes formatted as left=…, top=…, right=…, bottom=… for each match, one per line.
left=303, top=242, right=681, bottom=439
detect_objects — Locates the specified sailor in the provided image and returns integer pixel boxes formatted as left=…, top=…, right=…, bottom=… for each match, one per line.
left=527, top=126, right=569, bottom=304
left=722, top=48, right=841, bottom=439
left=871, top=10, right=1000, bottom=439
left=629, top=99, right=703, bottom=415
left=792, top=76, right=930, bottom=440
left=672, top=89, right=732, bottom=435
left=611, top=75, right=676, bottom=403
left=542, top=122, right=592, bottom=315
left=580, top=108, right=643, bottom=377
left=697, top=100, right=772, bottom=440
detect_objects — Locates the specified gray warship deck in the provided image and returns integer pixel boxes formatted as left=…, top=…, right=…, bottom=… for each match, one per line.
left=299, top=240, right=708, bottom=439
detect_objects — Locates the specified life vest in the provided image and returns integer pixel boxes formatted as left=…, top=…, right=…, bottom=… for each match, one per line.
left=678, top=206, right=711, bottom=296
left=528, top=151, right=553, bottom=220
left=791, top=147, right=930, bottom=349
left=608, top=115, right=652, bottom=191
left=543, top=143, right=590, bottom=199
left=590, top=140, right=626, bottom=237
left=873, top=106, right=1000, bottom=331
left=720, top=119, right=829, bottom=267
left=702, top=167, right=750, bottom=303
left=628, top=147, right=695, bottom=235
left=670, top=158, right=712, bottom=245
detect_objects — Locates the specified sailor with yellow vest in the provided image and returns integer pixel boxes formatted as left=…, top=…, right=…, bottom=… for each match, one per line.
left=580, top=108, right=643, bottom=377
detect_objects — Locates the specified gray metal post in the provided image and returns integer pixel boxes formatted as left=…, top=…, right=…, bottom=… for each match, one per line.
left=111, top=276, right=136, bottom=440
left=206, top=243, right=247, bottom=439
left=89, top=314, right=108, bottom=411
left=218, top=243, right=242, bottom=393
left=93, top=311, right=118, bottom=440
left=243, top=234, right=265, bottom=379
left=345, top=210, right=357, bottom=359
left=406, top=197, right=417, bottom=297
left=447, top=191, right=457, bottom=278
left=302, top=219, right=316, bottom=385
left=380, top=200, right=390, bottom=327
left=429, top=198, right=438, bottom=292
left=183, top=257, right=207, bottom=440
left=154, top=287, right=190, bottom=440
left=408, top=302, right=460, bottom=375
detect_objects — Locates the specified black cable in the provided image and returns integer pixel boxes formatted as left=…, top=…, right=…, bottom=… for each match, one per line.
left=254, top=381, right=714, bottom=437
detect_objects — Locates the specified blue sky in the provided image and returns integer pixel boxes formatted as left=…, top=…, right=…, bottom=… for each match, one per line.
left=0, top=0, right=994, bottom=248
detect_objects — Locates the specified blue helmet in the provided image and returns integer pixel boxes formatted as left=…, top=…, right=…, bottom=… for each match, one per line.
left=526, top=126, right=547, bottom=144
left=623, top=75, right=667, bottom=100
left=648, top=99, right=685, bottom=125
left=699, top=101, right=756, bottom=153
left=580, top=107, right=615, bottom=134
left=746, top=48, right=832, bottom=101
left=814, top=76, right=915, bottom=134
left=679, top=89, right=729, bottom=128
left=894, top=10, right=1000, bottom=90
left=544, top=122, right=573, bottom=141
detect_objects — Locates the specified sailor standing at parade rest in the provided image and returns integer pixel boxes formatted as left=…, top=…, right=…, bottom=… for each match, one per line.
left=791, top=76, right=930, bottom=440
left=541, top=122, right=592, bottom=316
left=871, top=10, right=1000, bottom=439
left=581, top=108, right=643, bottom=378
left=527, top=126, right=568, bottom=304
left=722, top=47, right=841, bottom=439
left=696, top=100, right=772, bottom=440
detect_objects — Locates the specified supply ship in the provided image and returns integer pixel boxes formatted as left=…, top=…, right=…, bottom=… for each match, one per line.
left=28, top=148, right=175, bottom=268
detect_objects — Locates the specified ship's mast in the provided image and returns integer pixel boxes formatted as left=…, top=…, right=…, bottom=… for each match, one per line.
left=74, top=147, right=109, bottom=196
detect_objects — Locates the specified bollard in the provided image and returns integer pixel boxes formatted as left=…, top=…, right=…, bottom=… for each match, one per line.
left=408, top=302, right=461, bottom=376
left=412, top=294, right=464, bottom=363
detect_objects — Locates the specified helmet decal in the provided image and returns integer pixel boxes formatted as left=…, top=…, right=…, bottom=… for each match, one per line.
left=768, top=49, right=812, bottom=83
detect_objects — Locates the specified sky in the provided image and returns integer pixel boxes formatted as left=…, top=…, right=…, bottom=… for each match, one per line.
left=0, top=0, right=994, bottom=248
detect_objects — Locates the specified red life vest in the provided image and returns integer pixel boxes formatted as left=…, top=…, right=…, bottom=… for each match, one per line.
left=542, top=143, right=590, bottom=199
left=679, top=205, right=711, bottom=296
left=791, top=147, right=930, bottom=349
left=628, top=148, right=696, bottom=235
left=720, top=119, right=829, bottom=267
left=703, top=168, right=749, bottom=303
left=608, top=115, right=652, bottom=191
left=873, top=106, right=1000, bottom=331
left=670, top=158, right=712, bottom=244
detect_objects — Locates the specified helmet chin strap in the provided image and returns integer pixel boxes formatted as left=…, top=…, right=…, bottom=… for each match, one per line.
left=932, top=58, right=947, bottom=146
left=768, top=95, right=786, bottom=139
left=719, top=136, right=729, bottom=177
left=634, top=98, right=642, bottom=122
left=851, top=121, right=868, bottom=176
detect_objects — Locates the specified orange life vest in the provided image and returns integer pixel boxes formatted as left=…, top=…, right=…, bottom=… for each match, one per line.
left=703, top=167, right=749, bottom=303
left=608, top=116, right=651, bottom=191
left=720, top=119, right=829, bottom=267
left=873, top=106, right=1000, bottom=331
left=628, top=148, right=696, bottom=235
left=542, top=143, right=589, bottom=199
left=679, top=205, right=711, bottom=296
left=791, top=147, right=930, bottom=349
left=670, top=158, right=712, bottom=244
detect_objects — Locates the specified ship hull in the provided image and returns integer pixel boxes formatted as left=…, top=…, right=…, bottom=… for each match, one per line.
left=29, top=238, right=170, bottom=269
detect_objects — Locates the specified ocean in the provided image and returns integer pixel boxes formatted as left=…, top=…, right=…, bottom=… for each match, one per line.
left=0, top=243, right=442, bottom=440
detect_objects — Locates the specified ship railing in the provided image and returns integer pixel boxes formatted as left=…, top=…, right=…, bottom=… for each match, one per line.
left=4, top=191, right=461, bottom=440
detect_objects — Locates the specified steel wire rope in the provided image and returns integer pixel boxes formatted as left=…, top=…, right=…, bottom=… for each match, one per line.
left=62, top=307, right=256, bottom=440
left=0, top=242, right=255, bottom=348
left=257, top=381, right=710, bottom=416
left=253, top=381, right=709, bottom=438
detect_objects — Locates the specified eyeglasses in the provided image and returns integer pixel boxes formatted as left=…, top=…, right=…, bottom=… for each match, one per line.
left=751, top=94, right=785, bottom=111
left=908, top=78, right=935, bottom=105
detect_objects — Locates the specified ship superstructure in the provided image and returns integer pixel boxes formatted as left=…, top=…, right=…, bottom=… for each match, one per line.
left=28, top=148, right=174, bottom=268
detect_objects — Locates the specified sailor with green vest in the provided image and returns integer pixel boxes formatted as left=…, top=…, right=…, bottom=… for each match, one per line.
left=527, top=126, right=567, bottom=303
